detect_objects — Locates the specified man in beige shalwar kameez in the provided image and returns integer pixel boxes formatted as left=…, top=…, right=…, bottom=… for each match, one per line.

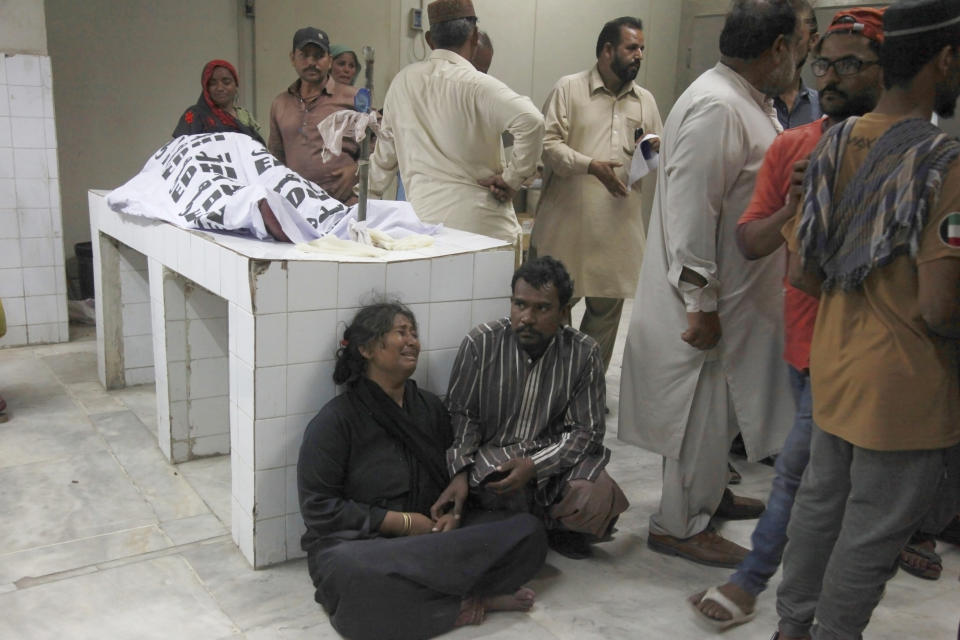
left=531, top=16, right=662, bottom=371
left=619, top=0, right=802, bottom=568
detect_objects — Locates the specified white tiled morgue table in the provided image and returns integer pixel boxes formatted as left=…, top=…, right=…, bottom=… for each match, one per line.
left=88, top=190, right=515, bottom=568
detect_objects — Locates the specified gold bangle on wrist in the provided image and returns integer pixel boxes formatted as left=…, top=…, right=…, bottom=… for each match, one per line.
left=400, top=512, right=412, bottom=536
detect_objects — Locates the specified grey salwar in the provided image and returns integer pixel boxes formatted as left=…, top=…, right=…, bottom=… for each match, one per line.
left=776, top=424, right=960, bottom=639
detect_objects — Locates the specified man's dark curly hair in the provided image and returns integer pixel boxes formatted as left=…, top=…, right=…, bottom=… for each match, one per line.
left=511, top=256, right=575, bottom=307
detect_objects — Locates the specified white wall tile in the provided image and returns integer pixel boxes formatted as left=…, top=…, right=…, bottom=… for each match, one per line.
left=165, top=320, right=186, bottom=363
left=43, top=118, right=56, bottom=150
left=0, top=86, right=7, bottom=117
left=286, top=361, right=335, bottom=417
left=47, top=177, right=59, bottom=208
left=121, top=301, right=152, bottom=336
left=0, top=118, right=10, bottom=148
left=42, top=86, right=53, bottom=119
left=287, top=261, right=338, bottom=311
left=162, top=271, right=186, bottom=320
left=471, top=297, right=510, bottom=327
left=219, top=249, right=237, bottom=302
left=14, top=177, right=48, bottom=207
left=119, top=268, right=150, bottom=304
left=40, top=57, right=51, bottom=89
left=19, top=236, right=53, bottom=267
left=337, top=263, right=385, bottom=308
left=251, top=261, right=287, bottom=314
left=253, top=515, right=286, bottom=566
left=286, top=309, right=337, bottom=364
left=12, top=147, right=46, bottom=179
left=285, top=465, right=300, bottom=516
left=428, top=301, right=472, bottom=350
left=27, top=322, right=58, bottom=344
left=0, top=325, right=26, bottom=346
left=0, top=267, right=23, bottom=297
left=188, top=356, right=228, bottom=399
left=426, top=348, right=460, bottom=397
left=3, top=296, right=25, bottom=326
left=123, top=334, right=154, bottom=369
left=20, top=266, right=54, bottom=297
left=0, top=238, right=20, bottom=267
left=167, top=361, right=187, bottom=402
left=7, top=85, right=42, bottom=118
left=430, top=254, right=474, bottom=302
left=254, top=467, right=286, bottom=521
left=45, top=148, right=58, bottom=179
left=285, top=513, right=307, bottom=560
left=254, top=365, right=286, bottom=418
left=231, top=496, right=254, bottom=565
left=254, top=313, right=287, bottom=368
left=233, top=306, right=255, bottom=366
left=188, top=396, right=229, bottom=438
left=24, top=293, right=58, bottom=325
left=119, top=245, right=148, bottom=271
left=185, top=283, right=225, bottom=319
left=187, top=316, right=228, bottom=359
left=0, top=210, right=18, bottom=238
left=236, top=360, right=254, bottom=418
left=406, top=302, right=430, bottom=350
left=231, top=452, right=255, bottom=514
left=10, top=117, right=44, bottom=148
left=235, top=406, right=254, bottom=467
left=474, top=250, right=517, bottom=299
left=202, top=243, right=221, bottom=297
left=0, top=179, right=14, bottom=206
left=0, top=148, right=12, bottom=178
left=254, top=416, right=286, bottom=470
left=5, top=55, right=42, bottom=86
left=385, top=259, right=431, bottom=304
left=191, top=433, right=230, bottom=457
left=17, top=208, right=51, bottom=238
left=284, top=413, right=313, bottom=466
left=125, top=366, right=155, bottom=386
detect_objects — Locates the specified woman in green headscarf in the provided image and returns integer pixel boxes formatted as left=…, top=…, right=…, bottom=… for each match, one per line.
left=329, top=45, right=361, bottom=86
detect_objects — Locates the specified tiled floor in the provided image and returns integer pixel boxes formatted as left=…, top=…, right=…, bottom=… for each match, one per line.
left=1, top=308, right=957, bottom=639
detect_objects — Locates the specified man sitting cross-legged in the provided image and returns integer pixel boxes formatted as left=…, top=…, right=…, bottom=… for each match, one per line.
left=432, top=256, right=628, bottom=559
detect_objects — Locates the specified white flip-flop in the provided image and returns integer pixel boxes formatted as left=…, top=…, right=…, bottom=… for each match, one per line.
left=689, top=585, right=757, bottom=631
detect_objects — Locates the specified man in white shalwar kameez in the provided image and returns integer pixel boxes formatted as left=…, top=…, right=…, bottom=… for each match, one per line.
left=619, top=0, right=803, bottom=568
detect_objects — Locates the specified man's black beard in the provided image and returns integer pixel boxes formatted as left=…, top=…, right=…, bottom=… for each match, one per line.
left=611, top=56, right=639, bottom=84
left=934, top=82, right=959, bottom=118
left=820, top=86, right=878, bottom=121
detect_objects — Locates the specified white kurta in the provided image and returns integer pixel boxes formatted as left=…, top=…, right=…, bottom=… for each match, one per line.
left=618, top=63, right=794, bottom=462
left=369, top=49, right=544, bottom=243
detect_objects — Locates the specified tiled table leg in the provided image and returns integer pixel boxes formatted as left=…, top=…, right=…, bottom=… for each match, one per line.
left=93, top=232, right=123, bottom=389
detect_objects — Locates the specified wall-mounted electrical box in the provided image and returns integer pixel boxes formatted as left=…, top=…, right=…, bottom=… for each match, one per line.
left=409, top=8, right=423, bottom=31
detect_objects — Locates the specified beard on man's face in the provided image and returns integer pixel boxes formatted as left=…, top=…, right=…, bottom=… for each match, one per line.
left=935, top=82, right=960, bottom=118
left=820, top=84, right=878, bottom=120
left=611, top=55, right=640, bottom=83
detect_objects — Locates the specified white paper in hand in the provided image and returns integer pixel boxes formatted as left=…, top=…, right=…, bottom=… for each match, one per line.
left=628, top=134, right=661, bottom=190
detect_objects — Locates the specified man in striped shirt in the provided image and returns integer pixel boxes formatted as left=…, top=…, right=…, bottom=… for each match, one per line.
left=435, top=256, right=628, bottom=559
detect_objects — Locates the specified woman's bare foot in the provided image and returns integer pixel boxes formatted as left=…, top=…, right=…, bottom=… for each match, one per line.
left=483, top=587, right=536, bottom=612
left=689, top=582, right=755, bottom=622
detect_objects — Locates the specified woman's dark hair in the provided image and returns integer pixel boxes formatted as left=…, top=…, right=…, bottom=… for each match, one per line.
left=333, top=301, right=417, bottom=386
left=511, top=256, right=575, bottom=307
left=719, top=0, right=800, bottom=59
left=595, top=17, right=644, bottom=58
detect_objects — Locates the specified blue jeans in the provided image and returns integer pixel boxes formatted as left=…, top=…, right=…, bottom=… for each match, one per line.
left=729, top=366, right=812, bottom=596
